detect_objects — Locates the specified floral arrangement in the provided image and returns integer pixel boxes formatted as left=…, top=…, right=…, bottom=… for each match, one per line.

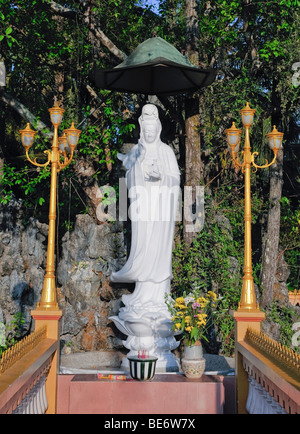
left=166, top=290, right=218, bottom=346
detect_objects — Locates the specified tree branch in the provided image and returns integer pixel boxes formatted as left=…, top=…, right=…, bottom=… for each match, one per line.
left=91, top=26, right=126, bottom=61
left=49, top=0, right=77, bottom=17
left=0, top=90, right=51, bottom=136
left=48, top=0, right=126, bottom=61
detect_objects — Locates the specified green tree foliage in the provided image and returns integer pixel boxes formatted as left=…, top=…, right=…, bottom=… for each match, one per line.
left=172, top=202, right=242, bottom=355
left=0, top=313, right=26, bottom=356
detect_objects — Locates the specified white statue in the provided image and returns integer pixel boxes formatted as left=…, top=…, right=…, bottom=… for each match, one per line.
left=110, top=104, right=180, bottom=371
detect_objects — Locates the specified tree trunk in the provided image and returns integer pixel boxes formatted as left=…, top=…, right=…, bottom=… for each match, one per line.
left=81, top=2, right=126, bottom=62
left=49, top=0, right=126, bottom=61
left=260, top=147, right=284, bottom=308
left=0, top=90, right=49, bottom=133
left=184, top=0, right=203, bottom=247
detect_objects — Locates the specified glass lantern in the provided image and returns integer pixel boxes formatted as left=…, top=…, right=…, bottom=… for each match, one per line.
left=64, top=122, right=81, bottom=150
left=58, top=133, right=70, bottom=153
left=19, top=123, right=36, bottom=150
left=49, top=103, right=65, bottom=127
left=240, top=102, right=256, bottom=127
left=266, top=125, right=284, bottom=154
left=225, top=122, right=242, bottom=154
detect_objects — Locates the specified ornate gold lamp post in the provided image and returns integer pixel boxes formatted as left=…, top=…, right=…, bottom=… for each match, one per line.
left=19, top=103, right=81, bottom=311
left=226, top=102, right=283, bottom=312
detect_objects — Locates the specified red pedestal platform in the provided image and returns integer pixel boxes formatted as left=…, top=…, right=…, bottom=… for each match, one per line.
left=57, top=373, right=235, bottom=414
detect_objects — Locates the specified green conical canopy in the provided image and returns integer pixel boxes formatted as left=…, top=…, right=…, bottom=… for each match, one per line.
left=115, top=37, right=196, bottom=69
left=95, top=37, right=216, bottom=95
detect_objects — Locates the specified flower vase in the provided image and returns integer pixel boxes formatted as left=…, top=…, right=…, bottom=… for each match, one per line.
left=181, top=341, right=205, bottom=379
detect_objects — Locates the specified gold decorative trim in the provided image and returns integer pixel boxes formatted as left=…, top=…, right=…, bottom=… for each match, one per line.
left=245, top=327, right=300, bottom=379
left=288, top=290, right=300, bottom=307
left=0, top=326, right=47, bottom=375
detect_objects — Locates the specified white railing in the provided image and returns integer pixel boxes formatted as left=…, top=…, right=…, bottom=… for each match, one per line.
left=236, top=328, right=300, bottom=414
left=0, top=329, right=59, bottom=414
left=13, top=374, right=48, bottom=414
left=246, top=374, right=287, bottom=414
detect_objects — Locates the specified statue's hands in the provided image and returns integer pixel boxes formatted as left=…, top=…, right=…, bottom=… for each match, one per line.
left=150, top=167, right=162, bottom=180
left=145, top=161, right=162, bottom=181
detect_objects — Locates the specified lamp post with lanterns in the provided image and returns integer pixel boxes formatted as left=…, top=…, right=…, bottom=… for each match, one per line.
left=19, top=103, right=81, bottom=311
left=226, top=102, right=283, bottom=312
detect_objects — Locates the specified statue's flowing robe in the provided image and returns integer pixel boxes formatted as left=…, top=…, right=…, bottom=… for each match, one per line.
left=110, top=139, right=180, bottom=305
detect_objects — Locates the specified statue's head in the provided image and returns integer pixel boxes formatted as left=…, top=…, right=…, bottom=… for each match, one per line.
left=138, top=104, right=162, bottom=145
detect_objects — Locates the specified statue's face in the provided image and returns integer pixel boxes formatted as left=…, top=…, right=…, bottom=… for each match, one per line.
left=143, top=122, right=158, bottom=144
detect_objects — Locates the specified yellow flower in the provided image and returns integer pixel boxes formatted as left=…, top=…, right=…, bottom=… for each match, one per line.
left=197, top=313, right=207, bottom=321
left=207, top=291, right=217, bottom=301
left=185, top=326, right=192, bottom=332
left=184, top=316, right=191, bottom=324
left=174, top=303, right=188, bottom=310
left=175, top=297, right=185, bottom=305
left=196, top=313, right=207, bottom=327
left=197, top=297, right=209, bottom=308
left=175, top=323, right=182, bottom=331
left=197, top=320, right=206, bottom=327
